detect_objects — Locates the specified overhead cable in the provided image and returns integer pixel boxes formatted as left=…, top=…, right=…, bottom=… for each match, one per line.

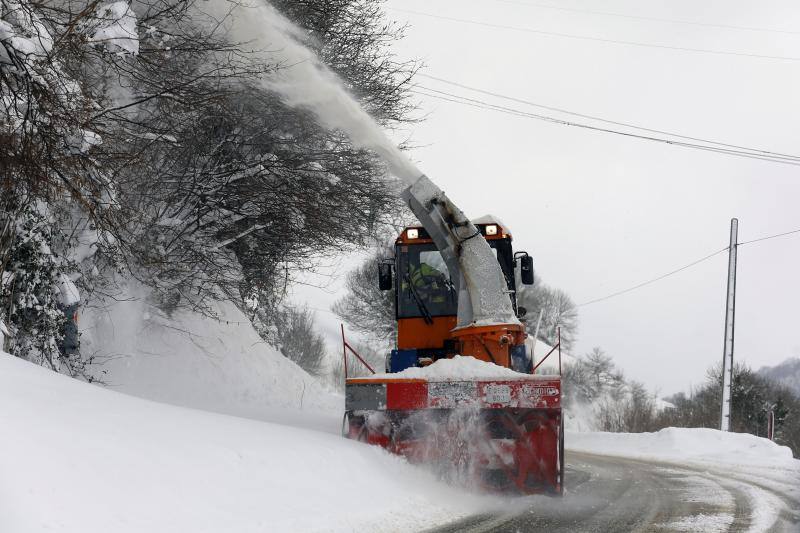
left=410, top=88, right=800, bottom=166
left=574, top=225, right=800, bottom=307
left=390, top=8, right=800, bottom=63
left=417, top=74, right=800, bottom=163
left=577, top=247, right=729, bottom=307
left=495, top=0, right=800, bottom=36
left=739, top=227, right=800, bottom=246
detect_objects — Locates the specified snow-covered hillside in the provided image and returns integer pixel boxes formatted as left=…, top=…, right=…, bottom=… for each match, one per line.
left=0, top=352, right=496, bottom=533
left=81, top=284, right=341, bottom=432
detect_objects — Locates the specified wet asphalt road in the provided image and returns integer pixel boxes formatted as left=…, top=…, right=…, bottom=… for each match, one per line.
left=427, top=451, right=800, bottom=533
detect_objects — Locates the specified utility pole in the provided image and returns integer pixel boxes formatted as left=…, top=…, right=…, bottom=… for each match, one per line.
left=720, top=218, right=738, bottom=432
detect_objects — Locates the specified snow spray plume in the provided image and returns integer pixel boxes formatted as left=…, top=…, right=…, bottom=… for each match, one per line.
left=198, top=0, right=422, bottom=185
left=391, top=407, right=490, bottom=492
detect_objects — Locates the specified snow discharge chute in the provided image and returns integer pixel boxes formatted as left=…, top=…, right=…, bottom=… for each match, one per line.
left=200, top=0, right=518, bottom=328
left=402, top=174, right=518, bottom=328
left=199, top=0, right=563, bottom=494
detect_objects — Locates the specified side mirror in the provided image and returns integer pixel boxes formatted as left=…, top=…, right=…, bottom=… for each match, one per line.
left=378, top=262, right=392, bottom=290
left=520, top=255, right=534, bottom=285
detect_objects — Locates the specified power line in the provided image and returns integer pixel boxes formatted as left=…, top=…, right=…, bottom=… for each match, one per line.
left=576, top=225, right=800, bottom=307
left=739, top=227, right=800, bottom=246
left=390, top=8, right=800, bottom=62
left=412, top=87, right=800, bottom=165
left=300, top=227, right=800, bottom=313
left=577, top=247, right=730, bottom=307
left=495, top=0, right=800, bottom=36
left=417, top=74, right=800, bottom=163
left=410, top=88, right=800, bottom=165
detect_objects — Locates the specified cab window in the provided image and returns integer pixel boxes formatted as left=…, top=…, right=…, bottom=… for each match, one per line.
left=397, top=243, right=458, bottom=319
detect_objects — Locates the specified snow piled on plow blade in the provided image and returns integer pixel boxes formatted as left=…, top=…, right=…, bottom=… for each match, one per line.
left=368, top=354, right=541, bottom=381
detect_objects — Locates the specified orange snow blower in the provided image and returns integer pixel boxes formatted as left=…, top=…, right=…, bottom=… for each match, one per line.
left=342, top=175, right=564, bottom=495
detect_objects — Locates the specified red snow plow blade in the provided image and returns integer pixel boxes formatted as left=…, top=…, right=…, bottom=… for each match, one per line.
left=344, top=376, right=564, bottom=495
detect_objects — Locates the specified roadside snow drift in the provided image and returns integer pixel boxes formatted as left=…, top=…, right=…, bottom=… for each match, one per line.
left=568, top=427, right=795, bottom=465
left=81, top=287, right=341, bottom=432
left=0, top=353, right=493, bottom=533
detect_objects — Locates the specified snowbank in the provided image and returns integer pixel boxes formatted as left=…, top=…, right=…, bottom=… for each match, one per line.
left=81, top=283, right=341, bottom=433
left=369, top=354, right=538, bottom=381
left=0, top=353, right=495, bottom=533
left=567, top=427, right=795, bottom=465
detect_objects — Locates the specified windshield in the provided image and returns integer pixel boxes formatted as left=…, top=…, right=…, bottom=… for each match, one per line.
left=397, top=243, right=458, bottom=319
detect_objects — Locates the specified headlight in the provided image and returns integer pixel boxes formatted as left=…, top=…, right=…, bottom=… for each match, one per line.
left=485, top=224, right=498, bottom=236
left=407, top=228, right=419, bottom=239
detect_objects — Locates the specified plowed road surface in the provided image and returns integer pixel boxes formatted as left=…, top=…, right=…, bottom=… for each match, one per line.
left=430, top=451, right=800, bottom=532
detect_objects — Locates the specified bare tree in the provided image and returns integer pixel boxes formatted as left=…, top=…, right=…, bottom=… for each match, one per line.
left=333, top=244, right=395, bottom=342
left=271, top=305, right=327, bottom=376
left=329, top=340, right=385, bottom=390
left=517, top=283, right=579, bottom=350
left=2, top=0, right=420, bottom=377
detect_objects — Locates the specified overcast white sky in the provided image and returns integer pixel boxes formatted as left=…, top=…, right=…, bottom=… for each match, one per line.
left=293, top=0, right=800, bottom=394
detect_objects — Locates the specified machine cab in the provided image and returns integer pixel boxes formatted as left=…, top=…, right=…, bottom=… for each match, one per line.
left=379, top=218, right=533, bottom=372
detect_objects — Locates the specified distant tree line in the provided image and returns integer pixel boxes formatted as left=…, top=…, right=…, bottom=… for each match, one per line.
left=562, top=346, right=656, bottom=434
left=563, top=348, right=800, bottom=458
left=657, top=363, right=800, bottom=457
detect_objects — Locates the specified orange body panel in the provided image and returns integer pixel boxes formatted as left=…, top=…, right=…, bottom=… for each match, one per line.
left=450, top=323, right=526, bottom=368
left=397, top=316, right=457, bottom=350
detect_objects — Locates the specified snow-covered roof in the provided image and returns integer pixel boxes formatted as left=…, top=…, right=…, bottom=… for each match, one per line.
left=471, top=214, right=511, bottom=233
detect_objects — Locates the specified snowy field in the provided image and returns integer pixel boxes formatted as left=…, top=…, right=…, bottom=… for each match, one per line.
left=0, top=352, right=499, bottom=533
left=2, top=348, right=798, bottom=532
left=3, top=294, right=797, bottom=532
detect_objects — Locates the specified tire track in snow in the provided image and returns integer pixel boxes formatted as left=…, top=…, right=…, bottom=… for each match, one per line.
left=652, top=470, right=736, bottom=532
left=638, top=458, right=800, bottom=532
left=695, top=467, right=800, bottom=533
left=427, top=452, right=799, bottom=533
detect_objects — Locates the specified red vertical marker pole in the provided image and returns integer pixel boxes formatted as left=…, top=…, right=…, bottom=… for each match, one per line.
left=557, top=327, right=562, bottom=376
left=767, top=409, right=775, bottom=441
left=341, top=324, right=348, bottom=380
